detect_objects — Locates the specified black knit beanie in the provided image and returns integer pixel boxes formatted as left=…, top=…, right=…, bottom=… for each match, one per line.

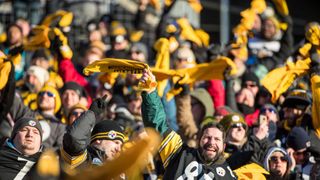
left=11, top=117, right=43, bottom=140
left=241, top=72, right=260, bottom=87
left=286, top=127, right=311, bottom=151
left=61, top=81, right=84, bottom=97
left=90, top=120, right=125, bottom=144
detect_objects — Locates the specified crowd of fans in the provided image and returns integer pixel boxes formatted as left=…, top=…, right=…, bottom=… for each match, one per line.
left=0, top=0, right=320, bottom=179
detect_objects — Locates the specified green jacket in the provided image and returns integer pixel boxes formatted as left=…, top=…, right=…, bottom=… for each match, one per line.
left=141, top=90, right=168, bottom=136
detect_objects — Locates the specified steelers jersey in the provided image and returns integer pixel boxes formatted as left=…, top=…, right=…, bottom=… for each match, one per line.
left=159, top=131, right=237, bottom=179
left=0, top=141, right=41, bottom=180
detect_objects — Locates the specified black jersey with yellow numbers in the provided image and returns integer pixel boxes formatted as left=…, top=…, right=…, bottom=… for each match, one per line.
left=159, top=131, right=237, bottom=180
left=0, top=140, right=41, bottom=180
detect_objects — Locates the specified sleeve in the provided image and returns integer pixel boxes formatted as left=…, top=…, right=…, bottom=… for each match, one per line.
left=225, top=79, right=240, bottom=112
left=141, top=90, right=169, bottom=136
left=141, top=90, right=183, bottom=168
left=58, top=58, right=88, bottom=87
left=207, top=80, right=225, bottom=108
left=175, top=94, right=198, bottom=145
left=311, top=75, right=320, bottom=138
left=61, top=110, right=96, bottom=168
left=242, top=135, right=272, bottom=164
left=11, top=93, right=36, bottom=121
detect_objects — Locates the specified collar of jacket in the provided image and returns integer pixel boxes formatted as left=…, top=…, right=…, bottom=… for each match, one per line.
left=88, top=145, right=106, bottom=162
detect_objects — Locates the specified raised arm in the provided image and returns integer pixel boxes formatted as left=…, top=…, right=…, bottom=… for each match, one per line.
left=61, top=97, right=107, bottom=168
left=140, top=69, right=183, bottom=168
left=141, top=69, right=168, bottom=136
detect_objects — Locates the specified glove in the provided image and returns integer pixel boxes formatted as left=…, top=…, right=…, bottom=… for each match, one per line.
left=89, top=95, right=108, bottom=118
left=8, top=45, right=23, bottom=56
left=174, top=78, right=190, bottom=96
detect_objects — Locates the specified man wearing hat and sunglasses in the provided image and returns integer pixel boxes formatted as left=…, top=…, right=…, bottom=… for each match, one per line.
left=61, top=96, right=125, bottom=169
left=35, top=85, right=66, bottom=150
left=0, top=117, right=43, bottom=179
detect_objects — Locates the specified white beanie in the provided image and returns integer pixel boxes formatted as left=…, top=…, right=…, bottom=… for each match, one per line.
left=27, top=66, right=49, bottom=87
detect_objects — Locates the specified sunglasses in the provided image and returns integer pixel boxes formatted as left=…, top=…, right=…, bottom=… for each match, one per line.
left=39, top=91, right=55, bottom=98
left=270, top=156, right=288, bottom=162
left=260, top=108, right=276, bottom=114
left=231, top=123, right=246, bottom=129
left=131, top=51, right=142, bottom=54
left=71, top=111, right=85, bottom=117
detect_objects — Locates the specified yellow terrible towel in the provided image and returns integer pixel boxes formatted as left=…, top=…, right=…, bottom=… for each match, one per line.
left=261, top=58, right=311, bottom=103
left=83, top=58, right=157, bottom=92
left=234, top=163, right=269, bottom=180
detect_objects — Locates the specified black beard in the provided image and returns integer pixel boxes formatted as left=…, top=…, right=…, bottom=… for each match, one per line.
left=199, top=144, right=222, bottom=163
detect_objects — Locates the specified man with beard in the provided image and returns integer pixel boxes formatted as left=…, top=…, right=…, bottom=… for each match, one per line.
left=276, top=89, right=312, bottom=146
left=0, top=117, right=43, bottom=179
left=140, top=69, right=236, bottom=179
left=35, top=85, right=66, bottom=150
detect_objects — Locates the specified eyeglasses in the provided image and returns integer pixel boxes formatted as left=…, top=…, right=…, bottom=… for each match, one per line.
left=71, top=111, right=84, bottom=117
left=260, top=108, right=276, bottom=114
left=270, top=156, right=288, bottom=162
left=231, top=123, right=246, bottom=129
left=131, top=51, right=142, bottom=54
left=39, top=91, right=55, bottom=98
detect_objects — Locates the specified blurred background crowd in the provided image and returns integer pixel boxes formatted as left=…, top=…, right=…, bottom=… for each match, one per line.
left=0, top=0, right=320, bottom=179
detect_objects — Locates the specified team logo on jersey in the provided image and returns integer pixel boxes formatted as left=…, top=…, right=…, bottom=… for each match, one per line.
left=216, top=167, right=225, bottom=177
left=108, top=131, right=116, bottom=139
left=28, top=120, right=37, bottom=127
left=92, top=158, right=103, bottom=165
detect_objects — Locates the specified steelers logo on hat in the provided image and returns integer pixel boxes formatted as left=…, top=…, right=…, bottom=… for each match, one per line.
left=216, top=167, right=226, bottom=177
left=232, top=115, right=240, bottom=122
left=108, top=131, right=117, bottom=139
left=28, top=120, right=37, bottom=127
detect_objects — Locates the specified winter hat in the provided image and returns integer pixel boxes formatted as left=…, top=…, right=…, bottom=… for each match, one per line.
left=263, top=147, right=291, bottom=172
left=190, top=88, right=214, bottom=117
left=241, top=72, right=260, bottom=87
left=32, top=49, right=51, bottom=61
left=90, top=120, right=125, bottom=144
left=38, top=85, right=61, bottom=113
left=27, top=66, right=49, bottom=87
left=220, top=113, right=248, bottom=132
left=286, top=127, right=311, bottom=151
left=260, top=104, right=278, bottom=115
left=282, top=89, right=311, bottom=110
left=11, top=117, right=43, bottom=140
left=60, top=81, right=84, bottom=97
left=131, top=42, right=148, bottom=60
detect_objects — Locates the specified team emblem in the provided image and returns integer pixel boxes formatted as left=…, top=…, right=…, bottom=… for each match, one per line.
left=108, top=131, right=116, bottom=139
left=28, top=120, right=37, bottom=127
left=216, top=167, right=225, bottom=177
left=232, top=115, right=240, bottom=122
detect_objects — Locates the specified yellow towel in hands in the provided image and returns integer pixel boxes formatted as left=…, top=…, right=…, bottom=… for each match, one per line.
left=154, top=38, right=170, bottom=97
left=83, top=58, right=157, bottom=92
left=261, top=58, right=311, bottom=103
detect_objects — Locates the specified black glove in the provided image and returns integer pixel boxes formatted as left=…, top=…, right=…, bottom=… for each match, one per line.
left=174, top=79, right=190, bottom=96
left=8, top=45, right=24, bottom=56
left=89, top=95, right=108, bottom=118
